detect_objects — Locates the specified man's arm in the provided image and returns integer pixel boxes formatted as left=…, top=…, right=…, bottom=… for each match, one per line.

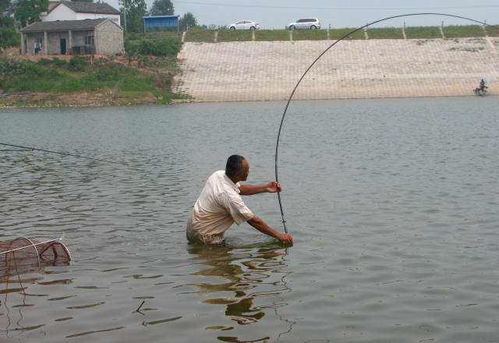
left=247, top=215, right=293, bottom=245
left=239, top=181, right=281, bottom=196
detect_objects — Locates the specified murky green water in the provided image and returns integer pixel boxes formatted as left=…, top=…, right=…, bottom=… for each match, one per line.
left=1, top=97, right=498, bottom=342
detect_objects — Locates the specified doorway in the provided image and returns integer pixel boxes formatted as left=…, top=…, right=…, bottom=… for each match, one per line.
left=60, top=38, right=66, bottom=55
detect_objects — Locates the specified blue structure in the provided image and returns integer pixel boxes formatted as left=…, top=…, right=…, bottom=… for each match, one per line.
left=143, top=15, right=179, bottom=31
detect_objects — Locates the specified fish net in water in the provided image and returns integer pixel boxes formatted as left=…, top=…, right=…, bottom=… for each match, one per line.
left=0, top=237, right=71, bottom=277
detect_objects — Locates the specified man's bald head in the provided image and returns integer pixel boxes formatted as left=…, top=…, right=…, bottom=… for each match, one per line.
left=225, top=155, right=249, bottom=182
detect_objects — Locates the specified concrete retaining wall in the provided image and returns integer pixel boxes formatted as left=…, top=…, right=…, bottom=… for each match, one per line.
left=174, top=38, right=498, bottom=102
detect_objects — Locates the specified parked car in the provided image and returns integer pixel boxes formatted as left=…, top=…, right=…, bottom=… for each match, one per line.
left=287, top=18, right=321, bottom=30
left=228, top=20, right=260, bottom=30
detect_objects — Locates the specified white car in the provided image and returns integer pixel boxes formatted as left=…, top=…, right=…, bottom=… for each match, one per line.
left=228, top=20, right=260, bottom=30
left=287, top=18, right=321, bottom=30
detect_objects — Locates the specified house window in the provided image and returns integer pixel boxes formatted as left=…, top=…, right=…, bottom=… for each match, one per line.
left=84, top=35, right=94, bottom=46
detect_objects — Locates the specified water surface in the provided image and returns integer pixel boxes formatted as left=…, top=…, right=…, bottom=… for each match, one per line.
left=1, top=97, right=498, bottom=342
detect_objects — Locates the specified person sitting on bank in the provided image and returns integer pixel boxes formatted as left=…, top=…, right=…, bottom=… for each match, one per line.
left=480, top=79, right=487, bottom=91
left=186, top=155, right=293, bottom=245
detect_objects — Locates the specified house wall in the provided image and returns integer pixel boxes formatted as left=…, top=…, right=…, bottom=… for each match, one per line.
left=76, top=13, right=120, bottom=26
left=72, top=30, right=94, bottom=47
left=95, top=21, right=123, bottom=55
left=42, top=4, right=76, bottom=21
left=41, top=4, right=121, bottom=26
left=47, top=31, right=69, bottom=54
left=24, top=33, right=45, bottom=54
left=23, top=21, right=122, bottom=55
left=71, top=30, right=96, bottom=54
left=23, top=31, right=93, bottom=55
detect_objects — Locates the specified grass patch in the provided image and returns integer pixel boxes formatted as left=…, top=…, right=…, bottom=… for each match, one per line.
left=144, top=31, right=180, bottom=39
left=405, top=26, right=442, bottom=39
left=0, top=58, right=155, bottom=92
left=0, top=54, right=181, bottom=105
left=485, top=25, right=499, bottom=37
left=179, top=25, right=493, bottom=43
left=329, top=28, right=365, bottom=40
left=126, top=31, right=180, bottom=40
left=255, top=30, right=290, bottom=41
left=292, top=29, right=328, bottom=41
left=444, top=25, right=485, bottom=38
left=185, top=29, right=215, bottom=42
left=125, top=36, right=182, bottom=56
left=368, top=27, right=404, bottom=39
left=217, top=29, right=252, bottom=42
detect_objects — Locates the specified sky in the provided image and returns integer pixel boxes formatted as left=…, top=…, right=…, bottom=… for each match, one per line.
left=109, top=0, right=499, bottom=29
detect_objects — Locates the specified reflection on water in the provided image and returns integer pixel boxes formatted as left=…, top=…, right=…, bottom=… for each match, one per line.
left=188, top=243, right=293, bottom=341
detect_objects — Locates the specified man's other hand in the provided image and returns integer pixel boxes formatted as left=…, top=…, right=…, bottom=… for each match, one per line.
left=278, top=233, right=293, bottom=245
left=265, top=181, right=281, bottom=193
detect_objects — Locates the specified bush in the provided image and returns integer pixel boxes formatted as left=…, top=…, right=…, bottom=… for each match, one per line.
left=184, top=28, right=215, bottom=42
left=486, top=25, right=499, bottom=37
left=0, top=57, right=156, bottom=93
left=368, top=27, right=404, bottom=39
left=255, top=30, right=289, bottom=41
left=68, top=56, right=87, bottom=71
left=37, top=57, right=67, bottom=67
left=293, top=29, right=328, bottom=41
left=0, top=58, right=56, bottom=78
left=0, top=58, right=66, bottom=91
left=218, top=29, right=252, bottom=42
left=125, top=36, right=182, bottom=56
left=443, top=25, right=485, bottom=38
left=405, top=26, right=441, bottom=39
left=52, top=58, right=68, bottom=67
left=0, top=17, right=19, bottom=49
left=329, top=28, right=365, bottom=40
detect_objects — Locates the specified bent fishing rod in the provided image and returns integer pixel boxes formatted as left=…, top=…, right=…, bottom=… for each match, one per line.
left=274, top=12, right=488, bottom=233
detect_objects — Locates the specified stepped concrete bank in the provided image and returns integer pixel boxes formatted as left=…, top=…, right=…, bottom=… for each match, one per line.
left=174, top=38, right=498, bottom=102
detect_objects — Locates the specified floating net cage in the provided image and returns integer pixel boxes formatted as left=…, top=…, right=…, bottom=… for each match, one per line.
left=0, top=237, right=71, bottom=277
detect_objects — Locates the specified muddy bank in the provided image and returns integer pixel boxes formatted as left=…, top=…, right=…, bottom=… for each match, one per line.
left=0, top=90, right=159, bottom=108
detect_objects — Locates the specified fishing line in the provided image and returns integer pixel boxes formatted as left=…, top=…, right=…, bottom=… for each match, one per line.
left=274, top=12, right=488, bottom=233
left=0, top=142, right=137, bottom=170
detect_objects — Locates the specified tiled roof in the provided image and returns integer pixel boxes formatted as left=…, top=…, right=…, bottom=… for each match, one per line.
left=55, top=1, right=120, bottom=15
left=21, top=18, right=107, bottom=32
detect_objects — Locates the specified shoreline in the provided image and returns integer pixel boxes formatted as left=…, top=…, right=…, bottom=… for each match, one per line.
left=1, top=93, right=497, bottom=110
left=2, top=37, right=497, bottom=108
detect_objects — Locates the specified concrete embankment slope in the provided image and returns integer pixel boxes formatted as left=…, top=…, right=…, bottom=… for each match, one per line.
left=174, top=38, right=498, bottom=102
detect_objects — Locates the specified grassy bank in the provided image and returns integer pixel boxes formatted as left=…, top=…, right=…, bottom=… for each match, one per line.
left=184, top=24, right=498, bottom=42
left=0, top=35, right=186, bottom=108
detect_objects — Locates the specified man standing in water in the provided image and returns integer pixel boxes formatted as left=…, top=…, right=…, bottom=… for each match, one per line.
left=187, top=155, right=293, bottom=245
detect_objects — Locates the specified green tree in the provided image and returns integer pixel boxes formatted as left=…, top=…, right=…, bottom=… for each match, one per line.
left=150, top=0, right=173, bottom=16
left=179, top=12, right=197, bottom=31
left=0, top=16, right=19, bottom=49
left=121, top=0, right=146, bottom=32
left=0, top=0, right=10, bottom=12
left=15, top=0, right=48, bottom=27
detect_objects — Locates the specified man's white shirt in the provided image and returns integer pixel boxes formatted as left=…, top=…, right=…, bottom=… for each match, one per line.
left=187, top=170, right=254, bottom=244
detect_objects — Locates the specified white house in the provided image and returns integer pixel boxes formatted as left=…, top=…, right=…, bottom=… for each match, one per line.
left=41, top=1, right=121, bottom=26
